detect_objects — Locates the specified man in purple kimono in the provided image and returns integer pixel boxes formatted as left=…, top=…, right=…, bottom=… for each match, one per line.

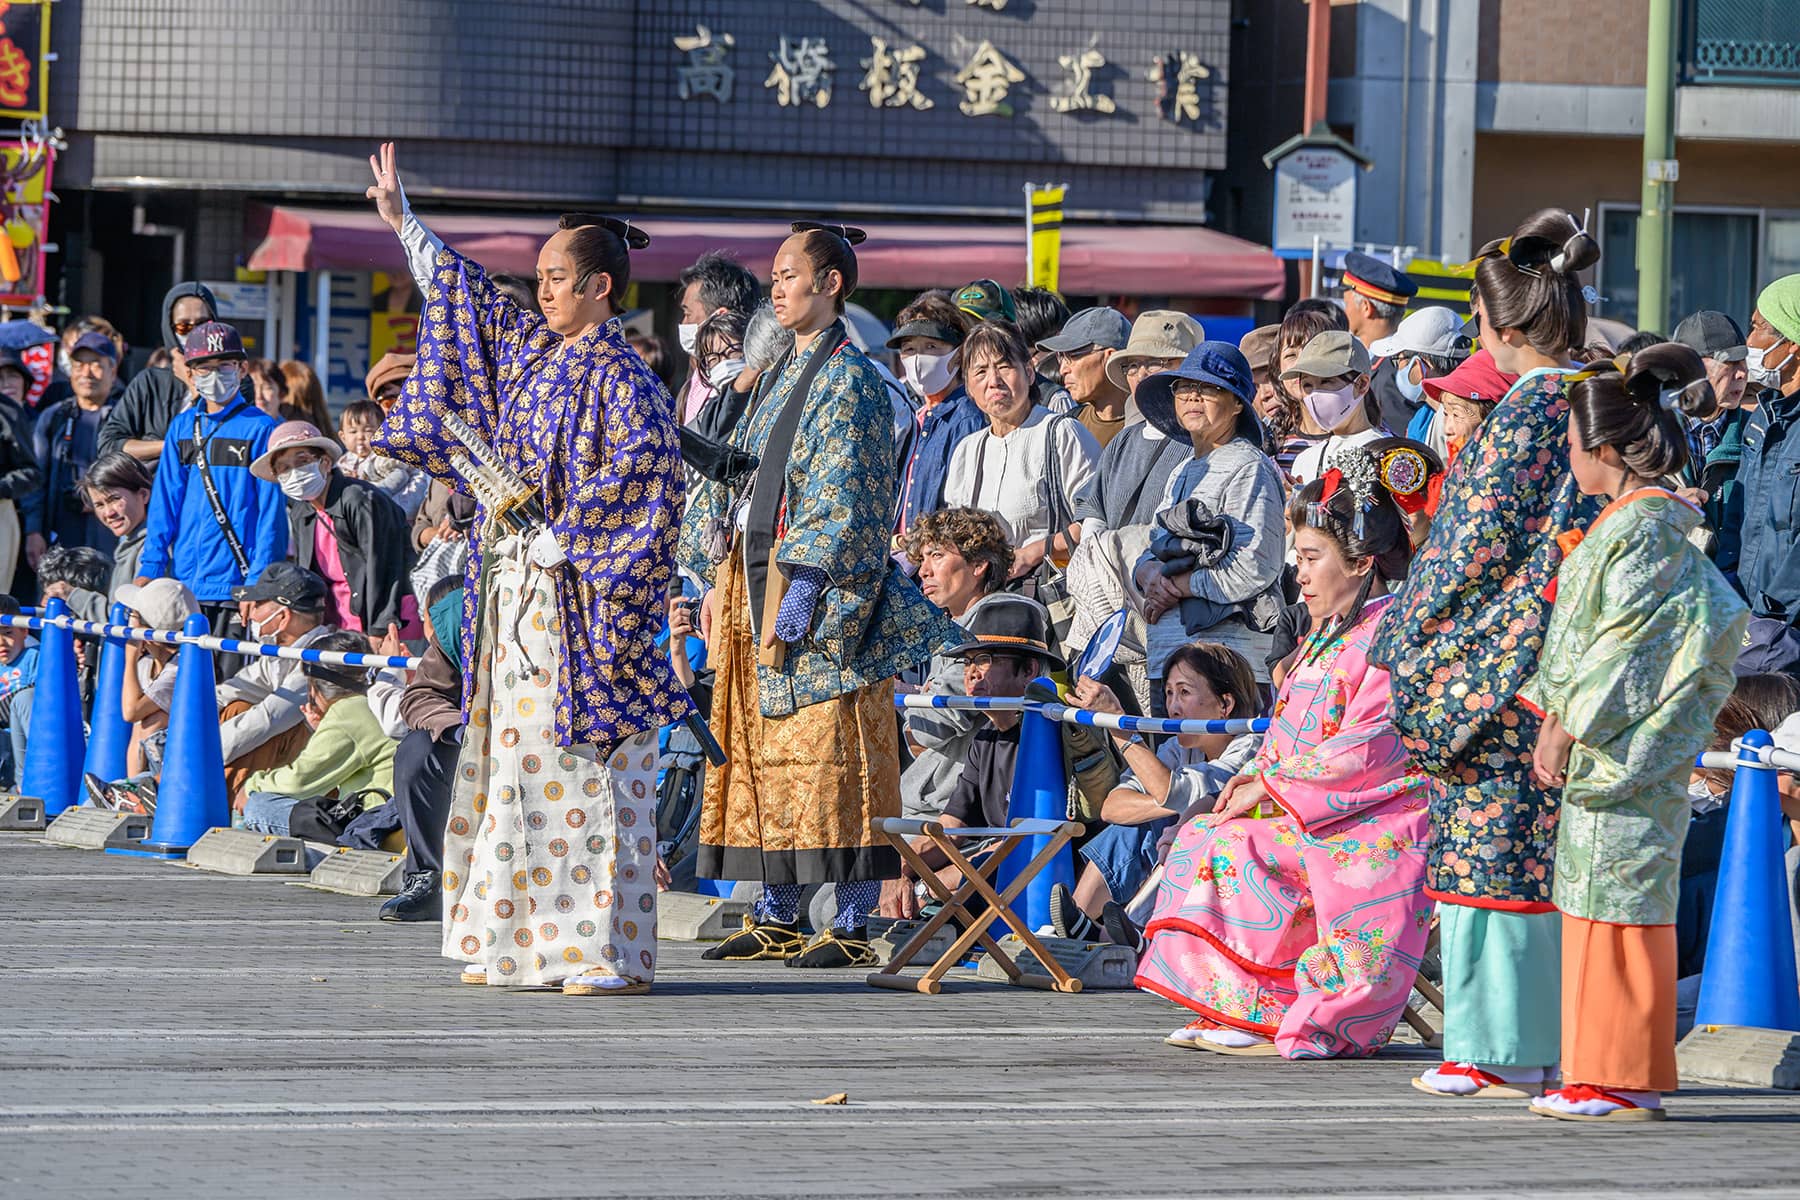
left=365, top=142, right=692, bottom=996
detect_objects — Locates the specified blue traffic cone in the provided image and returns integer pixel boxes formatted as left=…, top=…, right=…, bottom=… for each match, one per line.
left=130, top=612, right=230, bottom=858
left=80, top=602, right=132, bottom=790
left=1694, top=729, right=1800, bottom=1032
left=994, top=677, right=1077, bottom=936
left=21, top=597, right=88, bottom=818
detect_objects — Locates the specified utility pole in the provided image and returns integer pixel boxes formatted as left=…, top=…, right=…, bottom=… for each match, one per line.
left=1636, top=0, right=1678, bottom=333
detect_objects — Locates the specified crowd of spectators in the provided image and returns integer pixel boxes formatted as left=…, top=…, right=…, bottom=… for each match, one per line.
left=4, top=248, right=1798, bottom=981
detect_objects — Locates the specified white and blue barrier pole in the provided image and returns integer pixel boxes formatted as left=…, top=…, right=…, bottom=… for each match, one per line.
left=21, top=598, right=87, bottom=818
left=80, top=602, right=132, bottom=789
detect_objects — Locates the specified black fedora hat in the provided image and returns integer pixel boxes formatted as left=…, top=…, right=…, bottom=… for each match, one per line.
left=944, top=594, right=1064, bottom=671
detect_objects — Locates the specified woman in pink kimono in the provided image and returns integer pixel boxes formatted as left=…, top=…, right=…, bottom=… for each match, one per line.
left=1135, top=444, right=1435, bottom=1058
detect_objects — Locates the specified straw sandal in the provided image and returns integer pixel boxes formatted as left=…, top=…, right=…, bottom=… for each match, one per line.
left=1411, top=1062, right=1544, bottom=1099
left=562, top=971, right=652, bottom=997
left=1529, top=1084, right=1667, bottom=1123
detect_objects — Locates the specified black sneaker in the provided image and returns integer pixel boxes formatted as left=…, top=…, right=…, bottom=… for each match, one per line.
left=700, top=917, right=805, bottom=961
left=379, top=870, right=442, bottom=923
left=1049, top=882, right=1100, bottom=942
left=785, top=927, right=878, bottom=969
left=1101, top=900, right=1145, bottom=954
left=83, top=773, right=112, bottom=809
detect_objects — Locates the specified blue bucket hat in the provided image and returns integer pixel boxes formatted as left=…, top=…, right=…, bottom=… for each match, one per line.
left=1135, top=341, right=1261, bottom=444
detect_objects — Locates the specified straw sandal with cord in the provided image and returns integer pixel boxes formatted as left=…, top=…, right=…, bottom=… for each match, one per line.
left=456, top=966, right=561, bottom=990
left=1411, top=1062, right=1547, bottom=1099
left=785, top=927, right=878, bottom=969
left=562, top=970, right=652, bottom=997
left=700, top=917, right=807, bottom=961
left=1529, top=1084, right=1666, bottom=1123
left=1164, top=1016, right=1281, bottom=1056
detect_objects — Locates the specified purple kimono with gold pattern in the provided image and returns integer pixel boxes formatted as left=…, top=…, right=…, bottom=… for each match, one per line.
left=373, top=247, right=694, bottom=748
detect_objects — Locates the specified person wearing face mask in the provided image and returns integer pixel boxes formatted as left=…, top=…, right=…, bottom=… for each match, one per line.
left=99, top=282, right=254, bottom=465
left=888, top=291, right=982, bottom=542
left=133, top=322, right=288, bottom=643
left=1724, top=277, right=1800, bottom=617
left=251, top=420, right=416, bottom=638
left=1281, top=330, right=1388, bottom=486
left=215, top=563, right=337, bottom=812
left=676, top=251, right=761, bottom=424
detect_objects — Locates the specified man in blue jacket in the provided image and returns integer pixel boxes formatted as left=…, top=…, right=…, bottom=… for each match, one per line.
left=134, top=322, right=287, bottom=638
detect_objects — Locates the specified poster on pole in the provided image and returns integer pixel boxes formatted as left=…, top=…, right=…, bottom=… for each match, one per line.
left=0, top=140, right=52, bottom=308
left=1027, top=183, right=1066, bottom=291
left=1271, top=146, right=1357, bottom=256
left=0, top=1, right=50, bottom=121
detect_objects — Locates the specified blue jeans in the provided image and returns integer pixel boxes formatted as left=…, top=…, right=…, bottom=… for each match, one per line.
left=242, top=790, right=300, bottom=835
left=1079, top=816, right=1171, bottom=903
left=5, top=684, right=34, bottom=788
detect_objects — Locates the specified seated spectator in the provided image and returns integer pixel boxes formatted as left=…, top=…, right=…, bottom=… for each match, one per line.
left=1132, top=343, right=1286, bottom=703
left=277, top=359, right=335, bottom=431
left=241, top=630, right=398, bottom=841
left=79, top=452, right=155, bottom=602
left=1037, top=307, right=1134, bottom=448
left=28, top=331, right=122, bottom=562
left=251, top=420, right=416, bottom=636
left=111, top=578, right=200, bottom=786
left=943, top=321, right=1100, bottom=598
left=134, top=321, right=287, bottom=640
left=218, top=564, right=336, bottom=809
left=1281, top=331, right=1385, bottom=485
left=896, top=595, right=1060, bottom=908
left=0, top=594, right=38, bottom=787
left=99, top=283, right=242, bottom=464
left=244, top=358, right=288, bottom=419
left=889, top=292, right=981, bottom=540
left=36, top=545, right=111, bottom=625
left=336, top=400, right=428, bottom=519
left=1137, top=447, right=1431, bottom=1059
left=0, top=347, right=41, bottom=595
left=363, top=351, right=415, bottom=413
left=1052, top=643, right=1263, bottom=945
left=1064, top=311, right=1205, bottom=706
left=894, top=508, right=1014, bottom=846
left=379, top=579, right=467, bottom=923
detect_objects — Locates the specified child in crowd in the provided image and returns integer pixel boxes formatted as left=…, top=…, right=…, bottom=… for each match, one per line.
left=95, top=578, right=200, bottom=808
left=36, top=544, right=112, bottom=624
left=80, top=452, right=155, bottom=601
left=1054, top=643, right=1264, bottom=946
left=1419, top=349, right=1511, bottom=515
left=1281, top=330, right=1386, bottom=486
left=336, top=400, right=428, bottom=518
left=240, top=630, right=398, bottom=841
left=0, top=593, right=38, bottom=788
left=1523, top=343, right=1749, bottom=1123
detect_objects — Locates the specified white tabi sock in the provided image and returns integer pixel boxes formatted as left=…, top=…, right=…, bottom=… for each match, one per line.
left=1538, top=1085, right=1662, bottom=1115
left=1199, top=1026, right=1269, bottom=1048
left=1419, top=1061, right=1546, bottom=1095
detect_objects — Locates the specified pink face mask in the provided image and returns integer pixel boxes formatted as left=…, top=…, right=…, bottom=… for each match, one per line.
left=1303, top=382, right=1361, bottom=431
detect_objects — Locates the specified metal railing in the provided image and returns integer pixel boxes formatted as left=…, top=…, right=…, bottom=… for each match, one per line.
left=1685, top=0, right=1800, bottom=85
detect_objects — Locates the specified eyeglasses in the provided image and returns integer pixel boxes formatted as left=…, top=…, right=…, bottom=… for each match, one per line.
left=1122, top=359, right=1175, bottom=380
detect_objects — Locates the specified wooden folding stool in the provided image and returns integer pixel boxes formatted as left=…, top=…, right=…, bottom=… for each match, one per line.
left=866, top=815, right=1085, bottom=995
left=1399, top=918, right=1445, bottom=1047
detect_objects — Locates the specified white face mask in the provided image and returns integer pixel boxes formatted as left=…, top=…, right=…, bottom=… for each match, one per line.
left=901, top=350, right=957, bottom=397
left=277, top=461, right=328, bottom=501
left=1303, top=381, right=1362, bottom=431
left=1394, top=358, right=1426, bottom=406
left=1746, top=340, right=1794, bottom=390
left=678, top=323, right=700, bottom=356
left=706, top=358, right=747, bottom=391
left=195, top=367, right=240, bottom=405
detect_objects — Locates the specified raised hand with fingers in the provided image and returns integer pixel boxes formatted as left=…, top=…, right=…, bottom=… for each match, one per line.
left=366, top=141, right=407, bottom=235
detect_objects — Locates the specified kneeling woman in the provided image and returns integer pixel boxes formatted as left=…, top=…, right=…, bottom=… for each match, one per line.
left=1134, top=447, right=1434, bottom=1058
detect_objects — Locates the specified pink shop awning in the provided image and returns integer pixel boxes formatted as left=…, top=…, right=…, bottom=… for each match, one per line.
left=245, top=204, right=1285, bottom=300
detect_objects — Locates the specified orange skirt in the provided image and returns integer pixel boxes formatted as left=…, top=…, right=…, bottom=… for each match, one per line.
left=1561, top=914, right=1678, bottom=1092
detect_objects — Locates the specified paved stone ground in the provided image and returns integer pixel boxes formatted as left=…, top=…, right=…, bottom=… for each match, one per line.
left=4, top=832, right=1800, bottom=1199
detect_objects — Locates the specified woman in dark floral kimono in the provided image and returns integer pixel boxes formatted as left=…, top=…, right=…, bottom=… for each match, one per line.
left=1370, top=209, right=1604, bottom=1098
left=365, top=143, right=693, bottom=996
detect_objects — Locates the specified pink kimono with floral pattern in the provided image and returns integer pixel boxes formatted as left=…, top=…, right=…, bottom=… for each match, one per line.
left=1135, top=594, right=1434, bottom=1058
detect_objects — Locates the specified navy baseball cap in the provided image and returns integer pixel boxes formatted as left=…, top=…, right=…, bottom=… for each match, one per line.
left=182, top=320, right=247, bottom=366
left=1134, top=341, right=1261, bottom=444
left=1736, top=617, right=1800, bottom=678
left=69, top=331, right=118, bottom=361
left=232, top=562, right=327, bottom=613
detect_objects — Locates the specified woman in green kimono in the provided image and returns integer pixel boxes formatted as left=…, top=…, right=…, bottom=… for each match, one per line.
left=1524, top=344, right=1748, bottom=1123
left=680, top=222, right=958, bottom=968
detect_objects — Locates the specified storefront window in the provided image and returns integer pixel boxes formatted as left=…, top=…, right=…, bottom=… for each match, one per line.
left=1598, top=207, right=1759, bottom=328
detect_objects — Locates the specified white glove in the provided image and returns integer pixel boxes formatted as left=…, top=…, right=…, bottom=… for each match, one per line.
left=528, top=528, right=567, bottom=568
